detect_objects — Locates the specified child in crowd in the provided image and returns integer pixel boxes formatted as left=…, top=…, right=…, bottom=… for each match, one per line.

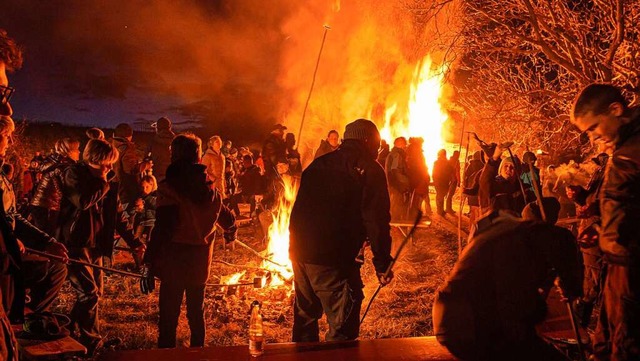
left=128, top=175, right=157, bottom=243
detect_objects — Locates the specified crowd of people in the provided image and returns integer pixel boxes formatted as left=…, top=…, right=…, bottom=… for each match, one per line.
left=2, top=28, right=639, bottom=361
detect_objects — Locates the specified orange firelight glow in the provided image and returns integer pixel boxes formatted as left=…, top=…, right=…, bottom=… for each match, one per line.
left=263, top=173, right=297, bottom=285
left=380, top=56, right=449, bottom=167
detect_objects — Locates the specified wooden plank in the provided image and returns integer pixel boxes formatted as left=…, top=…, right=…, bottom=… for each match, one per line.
left=18, top=336, right=87, bottom=359
left=100, top=336, right=457, bottom=361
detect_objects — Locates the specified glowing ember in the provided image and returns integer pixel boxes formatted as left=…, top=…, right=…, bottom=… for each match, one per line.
left=380, top=56, right=449, bottom=167
left=263, top=174, right=297, bottom=285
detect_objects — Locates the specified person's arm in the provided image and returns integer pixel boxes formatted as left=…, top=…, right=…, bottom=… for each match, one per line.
left=13, top=214, right=54, bottom=250
left=62, top=166, right=110, bottom=211
left=114, top=198, right=143, bottom=250
left=479, top=158, right=500, bottom=208
left=144, top=190, right=178, bottom=266
left=362, top=163, right=393, bottom=274
left=121, top=145, right=140, bottom=175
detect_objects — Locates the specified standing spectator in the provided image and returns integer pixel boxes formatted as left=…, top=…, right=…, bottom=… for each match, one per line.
left=128, top=175, right=157, bottom=243
left=143, top=133, right=237, bottom=348
left=201, top=135, right=226, bottom=197
left=0, top=32, right=68, bottom=361
left=385, top=137, right=410, bottom=221
left=542, top=165, right=558, bottom=198
left=445, top=150, right=460, bottom=214
left=285, top=133, right=302, bottom=178
left=463, top=150, right=485, bottom=224
left=377, top=139, right=390, bottom=166
left=228, top=155, right=263, bottom=218
left=112, top=123, right=150, bottom=207
left=262, top=124, right=287, bottom=179
left=58, top=139, right=143, bottom=355
left=289, top=119, right=393, bottom=342
left=521, top=151, right=541, bottom=190
left=221, top=140, right=232, bottom=158
left=224, top=161, right=236, bottom=199
left=148, top=117, right=175, bottom=182
left=433, top=149, right=453, bottom=217
left=406, top=137, right=432, bottom=218
left=571, top=83, right=640, bottom=361
left=313, top=129, right=340, bottom=159
left=29, top=137, right=80, bottom=235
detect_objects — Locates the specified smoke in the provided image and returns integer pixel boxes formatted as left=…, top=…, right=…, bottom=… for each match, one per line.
left=1, top=0, right=461, bottom=150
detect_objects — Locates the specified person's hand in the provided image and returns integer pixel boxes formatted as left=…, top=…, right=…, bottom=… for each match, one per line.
left=140, top=264, right=155, bottom=294
left=132, top=244, right=146, bottom=260
left=17, top=239, right=25, bottom=254
left=377, top=270, right=394, bottom=286
left=46, top=241, right=69, bottom=263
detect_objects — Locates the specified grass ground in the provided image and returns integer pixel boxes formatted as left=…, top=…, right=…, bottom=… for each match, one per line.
left=52, top=201, right=462, bottom=357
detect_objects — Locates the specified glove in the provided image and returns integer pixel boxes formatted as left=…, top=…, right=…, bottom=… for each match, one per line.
left=140, top=265, right=155, bottom=294
left=377, top=270, right=394, bottom=286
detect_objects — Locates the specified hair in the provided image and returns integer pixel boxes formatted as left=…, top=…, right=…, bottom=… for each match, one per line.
left=208, top=135, right=222, bottom=148
left=438, top=149, right=447, bottom=158
left=327, top=130, right=339, bottom=137
left=572, top=83, right=628, bottom=122
left=156, top=116, right=171, bottom=130
left=243, top=154, right=254, bottom=164
left=223, top=140, right=232, bottom=146
left=55, top=137, right=80, bottom=156
left=393, top=137, right=407, bottom=147
left=85, top=127, right=105, bottom=140
left=171, top=133, right=202, bottom=163
left=522, top=197, right=561, bottom=225
left=140, top=174, right=158, bottom=192
left=0, top=29, right=23, bottom=72
left=0, top=115, right=15, bottom=134
left=114, top=123, right=133, bottom=138
left=83, top=139, right=119, bottom=165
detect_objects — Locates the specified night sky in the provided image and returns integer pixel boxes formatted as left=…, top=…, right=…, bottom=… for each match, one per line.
left=0, top=0, right=300, bottom=139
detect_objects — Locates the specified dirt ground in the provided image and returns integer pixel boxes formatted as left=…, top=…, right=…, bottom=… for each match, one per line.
left=52, top=203, right=462, bottom=357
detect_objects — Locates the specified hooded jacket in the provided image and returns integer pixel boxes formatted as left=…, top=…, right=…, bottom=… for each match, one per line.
left=30, top=153, right=76, bottom=211
left=145, top=161, right=237, bottom=284
left=599, top=108, right=640, bottom=265
left=112, top=137, right=141, bottom=205
left=313, top=139, right=338, bottom=160
left=289, top=140, right=392, bottom=274
left=201, top=148, right=225, bottom=196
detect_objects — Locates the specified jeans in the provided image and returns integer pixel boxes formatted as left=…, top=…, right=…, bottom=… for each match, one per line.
left=67, top=247, right=102, bottom=348
left=292, top=262, right=364, bottom=342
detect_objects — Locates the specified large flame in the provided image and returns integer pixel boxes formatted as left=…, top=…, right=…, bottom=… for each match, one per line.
left=381, top=56, right=449, bottom=167
left=263, top=174, right=298, bottom=285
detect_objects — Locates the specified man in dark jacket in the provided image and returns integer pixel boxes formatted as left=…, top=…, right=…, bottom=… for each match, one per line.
left=228, top=154, right=263, bottom=217
left=143, top=133, right=237, bottom=348
left=313, top=129, right=340, bottom=159
left=262, top=124, right=287, bottom=180
left=406, top=137, right=431, bottom=218
left=433, top=199, right=582, bottom=361
left=112, top=123, right=150, bottom=207
left=433, top=149, right=453, bottom=216
left=289, top=118, right=394, bottom=342
left=445, top=150, right=461, bottom=214
left=571, top=83, right=640, bottom=361
left=148, top=117, right=175, bottom=182
left=59, top=139, right=142, bottom=354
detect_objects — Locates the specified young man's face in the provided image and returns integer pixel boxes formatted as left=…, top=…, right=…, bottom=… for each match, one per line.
left=573, top=103, right=625, bottom=144
left=141, top=181, right=153, bottom=195
left=0, top=62, right=13, bottom=117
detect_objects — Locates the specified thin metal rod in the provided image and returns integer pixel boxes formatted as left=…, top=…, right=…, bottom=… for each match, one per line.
left=505, top=146, right=528, bottom=206
left=297, top=25, right=331, bottom=146
left=234, top=239, right=289, bottom=269
left=525, top=158, right=547, bottom=222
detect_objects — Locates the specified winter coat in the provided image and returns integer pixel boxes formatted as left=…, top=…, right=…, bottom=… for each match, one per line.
left=289, top=140, right=393, bottom=274
left=313, top=139, right=338, bottom=160
left=145, top=161, right=237, bottom=285
left=148, top=129, right=175, bottom=181
left=262, top=133, right=286, bottom=174
left=406, top=143, right=430, bottom=195
left=58, top=163, right=109, bottom=249
left=433, top=213, right=582, bottom=355
left=201, top=148, right=225, bottom=196
left=433, top=156, right=453, bottom=189
left=112, top=137, right=141, bottom=205
left=479, top=158, right=534, bottom=214
left=30, top=154, right=76, bottom=211
left=599, top=108, right=640, bottom=266
left=385, top=147, right=410, bottom=192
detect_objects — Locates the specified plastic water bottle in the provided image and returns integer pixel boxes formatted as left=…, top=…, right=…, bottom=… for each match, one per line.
left=249, top=300, right=264, bottom=357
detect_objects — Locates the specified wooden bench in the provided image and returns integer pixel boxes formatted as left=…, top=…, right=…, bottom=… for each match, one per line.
left=100, top=336, right=457, bottom=361
left=13, top=324, right=86, bottom=361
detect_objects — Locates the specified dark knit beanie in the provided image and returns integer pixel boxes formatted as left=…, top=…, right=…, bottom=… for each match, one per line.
left=343, top=118, right=379, bottom=141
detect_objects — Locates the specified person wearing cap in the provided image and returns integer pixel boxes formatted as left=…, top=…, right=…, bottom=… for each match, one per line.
left=147, top=117, right=175, bottom=182
left=571, top=83, right=640, bottom=361
left=289, top=118, right=394, bottom=342
left=433, top=198, right=582, bottom=361
left=262, top=124, right=287, bottom=181
left=478, top=143, right=534, bottom=215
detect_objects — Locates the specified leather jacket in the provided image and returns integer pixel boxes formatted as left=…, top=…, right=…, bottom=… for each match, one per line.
left=30, top=154, right=76, bottom=211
